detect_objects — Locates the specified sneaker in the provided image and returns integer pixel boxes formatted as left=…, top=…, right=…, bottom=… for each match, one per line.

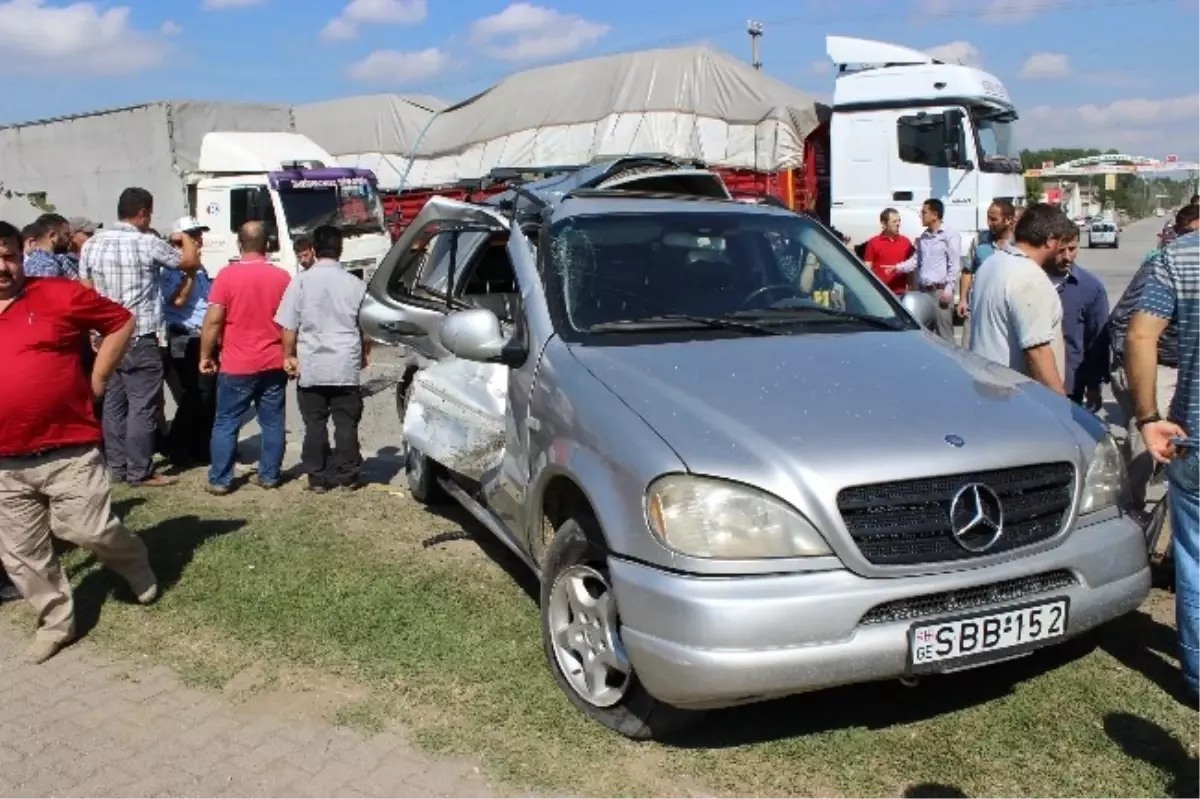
left=25, top=638, right=68, bottom=665
left=205, top=483, right=232, bottom=496
left=252, top=475, right=281, bottom=490
left=0, top=583, right=21, bottom=603
left=305, top=483, right=328, bottom=494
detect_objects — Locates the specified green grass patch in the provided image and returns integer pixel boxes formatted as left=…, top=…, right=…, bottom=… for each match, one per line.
left=16, top=480, right=1196, bottom=798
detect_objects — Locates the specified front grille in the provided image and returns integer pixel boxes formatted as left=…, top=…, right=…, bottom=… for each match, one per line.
left=860, top=570, right=1078, bottom=625
left=837, top=463, right=1075, bottom=566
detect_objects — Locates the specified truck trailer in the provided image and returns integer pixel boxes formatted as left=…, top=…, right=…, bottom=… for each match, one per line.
left=0, top=101, right=392, bottom=279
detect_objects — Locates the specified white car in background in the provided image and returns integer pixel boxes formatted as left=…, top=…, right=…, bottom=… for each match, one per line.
left=1089, top=221, right=1120, bottom=248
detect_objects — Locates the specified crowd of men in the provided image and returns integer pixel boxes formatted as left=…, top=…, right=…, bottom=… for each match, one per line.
left=0, top=186, right=370, bottom=663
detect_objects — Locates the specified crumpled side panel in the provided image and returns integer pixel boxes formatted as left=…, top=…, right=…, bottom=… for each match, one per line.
left=402, top=359, right=508, bottom=481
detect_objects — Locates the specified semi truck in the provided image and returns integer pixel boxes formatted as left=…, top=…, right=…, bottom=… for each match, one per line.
left=0, top=101, right=392, bottom=279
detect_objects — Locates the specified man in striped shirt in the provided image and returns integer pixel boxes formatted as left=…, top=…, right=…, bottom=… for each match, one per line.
left=1126, top=225, right=1200, bottom=702
left=81, top=188, right=200, bottom=487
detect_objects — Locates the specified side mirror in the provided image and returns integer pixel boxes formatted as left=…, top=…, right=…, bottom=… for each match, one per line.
left=439, top=308, right=527, bottom=366
left=901, top=291, right=939, bottom=332
left=941, top=109, right=967, bottom=169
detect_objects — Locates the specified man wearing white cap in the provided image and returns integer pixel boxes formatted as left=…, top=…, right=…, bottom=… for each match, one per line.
left=161, top=216, right=216, bottom=465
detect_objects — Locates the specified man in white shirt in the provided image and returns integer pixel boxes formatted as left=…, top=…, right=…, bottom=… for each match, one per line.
left=968, top=202, right=1074, bottom=395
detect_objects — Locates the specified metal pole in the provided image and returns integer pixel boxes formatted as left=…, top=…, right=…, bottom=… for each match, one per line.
left=747, top=20, right=763, bottom=70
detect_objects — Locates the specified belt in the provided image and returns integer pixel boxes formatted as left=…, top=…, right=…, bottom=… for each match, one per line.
left=920, top=283, right=948, bottom=291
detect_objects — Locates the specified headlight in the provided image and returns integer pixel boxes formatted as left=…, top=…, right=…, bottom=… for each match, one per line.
left=645, top=475, right=831, bottom=559
left=1079, top=435, right=1127, bottom=514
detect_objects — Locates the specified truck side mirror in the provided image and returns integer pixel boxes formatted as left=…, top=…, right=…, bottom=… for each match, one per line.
left=942, top=109, right=969, bottom=169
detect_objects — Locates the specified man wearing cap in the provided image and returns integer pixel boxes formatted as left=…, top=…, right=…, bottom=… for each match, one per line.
left=67, top=217, right=97, bottom=263
left=161, top=216, right=216, bottom=465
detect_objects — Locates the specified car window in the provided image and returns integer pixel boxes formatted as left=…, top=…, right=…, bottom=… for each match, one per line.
left=415, top=231, right=490, bottom=296
left=548, top=211, right=903, bottom=333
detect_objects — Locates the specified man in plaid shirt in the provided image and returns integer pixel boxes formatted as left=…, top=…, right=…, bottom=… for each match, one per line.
left=81, top=188, right=200, bottom=487
left=22, top=214, right=78, bottom=279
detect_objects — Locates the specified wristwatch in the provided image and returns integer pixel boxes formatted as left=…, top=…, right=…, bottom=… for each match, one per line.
left=1135, top=413, right=1162, bottom=430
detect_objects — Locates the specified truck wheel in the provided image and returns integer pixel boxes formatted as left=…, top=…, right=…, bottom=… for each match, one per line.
left=540, top=514, right=702, bottom=740
left=398, top=378, right=448, bottom=505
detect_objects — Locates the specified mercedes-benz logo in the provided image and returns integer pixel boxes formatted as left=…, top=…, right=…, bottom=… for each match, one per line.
left=949, top=483, right=1004, bottom=552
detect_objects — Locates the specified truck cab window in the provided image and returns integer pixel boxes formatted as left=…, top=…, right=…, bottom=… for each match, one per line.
left=897, top=112, right=964, bottom=169
left=230, top=186, right=280, bottom=250
left=971, top=107, right=1021, bottom=173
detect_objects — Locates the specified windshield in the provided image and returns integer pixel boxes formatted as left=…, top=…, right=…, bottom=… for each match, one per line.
left=280, top=180, right=386, bottom=237
left=972, top=107, right=1021, bottom=173
left=547, top=211, right=907, bottom=337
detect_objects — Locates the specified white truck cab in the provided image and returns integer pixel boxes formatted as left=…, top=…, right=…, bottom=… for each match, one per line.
left=191, top=132, right=392, bottom=279
left=825, top=36, right=1026, bottom=260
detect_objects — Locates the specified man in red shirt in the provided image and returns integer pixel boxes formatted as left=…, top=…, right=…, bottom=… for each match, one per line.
left=0, top=221, right=159, bottom=664
left=862, top=208, right=916, bottom=295
left=200, top=222, right=293, bottom=495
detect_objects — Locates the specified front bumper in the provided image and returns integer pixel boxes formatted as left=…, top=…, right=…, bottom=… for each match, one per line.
left=611, top=513, right=1150, bottom=710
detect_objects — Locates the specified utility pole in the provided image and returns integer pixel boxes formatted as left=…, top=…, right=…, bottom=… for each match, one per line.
left=747, top=20, right=763, bottom=70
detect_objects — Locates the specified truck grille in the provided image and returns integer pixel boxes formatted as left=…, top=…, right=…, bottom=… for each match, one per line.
left=837, top=463, right=1075, bottom=566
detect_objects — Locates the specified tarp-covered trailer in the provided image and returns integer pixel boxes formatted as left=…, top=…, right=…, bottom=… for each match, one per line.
left=0, top=101, right=295, bottom=226
left=325, top=47, right=825, bottom=237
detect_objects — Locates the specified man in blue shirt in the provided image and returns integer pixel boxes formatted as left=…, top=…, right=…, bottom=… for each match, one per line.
left=1046, top=226, right=1110, bottom=410
left=161, top=216, right=216, bottom=465
left=1126, top=228, right=1200, bottom=703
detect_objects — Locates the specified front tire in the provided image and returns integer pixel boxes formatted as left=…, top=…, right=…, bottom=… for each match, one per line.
left=540, top=515, right=702, bottom=740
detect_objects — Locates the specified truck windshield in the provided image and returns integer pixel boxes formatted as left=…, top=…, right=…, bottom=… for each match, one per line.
left=548, top=210, right=910, bottom=337
left=281, top=181, right=386, bottom=237
left=972, top=107, right=1021, bottom=173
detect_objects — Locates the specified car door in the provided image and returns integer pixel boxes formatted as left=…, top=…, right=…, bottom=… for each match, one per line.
left=486, top=224, right=553, bottom=555
left=360, top=196, right=509, bottom=358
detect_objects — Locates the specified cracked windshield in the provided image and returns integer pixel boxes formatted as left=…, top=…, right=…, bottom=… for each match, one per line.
left=550, top=211, right=905, bottom=333
left=281, top=177, right=385, bottom=237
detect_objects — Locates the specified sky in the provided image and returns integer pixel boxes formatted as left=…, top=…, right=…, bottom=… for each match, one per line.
left=1, top=0, right=1197, bottom=160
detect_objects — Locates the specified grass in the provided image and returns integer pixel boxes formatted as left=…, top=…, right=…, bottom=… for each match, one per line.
left=8, top=473, right=1197, bottom=797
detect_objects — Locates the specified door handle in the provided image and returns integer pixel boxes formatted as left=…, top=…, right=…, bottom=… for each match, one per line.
left=378, top=320, right=426, bottom=336
left=893, top=191, right=913, bottom=201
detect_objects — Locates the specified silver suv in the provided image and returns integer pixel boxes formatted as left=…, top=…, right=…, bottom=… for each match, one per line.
left=361, top=159, right=1150, bottom=739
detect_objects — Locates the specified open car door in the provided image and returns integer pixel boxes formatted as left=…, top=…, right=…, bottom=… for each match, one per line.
left=360, top=195, right=510, bottom=355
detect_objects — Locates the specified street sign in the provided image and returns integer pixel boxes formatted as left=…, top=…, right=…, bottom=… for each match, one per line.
left=1166, top=154, right=1178, bottom=163
left=1105, top=173, right=1117, bottom=190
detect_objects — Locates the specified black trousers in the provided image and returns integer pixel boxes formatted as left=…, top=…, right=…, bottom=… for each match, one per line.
left=297, top=385, right=364, bottom=488
left=164, top=331, right=217, bottom=464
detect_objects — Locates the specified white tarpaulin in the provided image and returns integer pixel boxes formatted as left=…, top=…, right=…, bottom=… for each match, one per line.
left=392, top=46, right=822, bottom=189
left=0, top=101, right=294, bottom=224
left=403, top=359, right=508, bottom=481
left=293, top=94, right=445, bottom=159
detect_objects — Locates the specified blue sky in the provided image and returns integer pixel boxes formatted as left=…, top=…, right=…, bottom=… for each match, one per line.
left=2, top=0, right=1197, bottom=159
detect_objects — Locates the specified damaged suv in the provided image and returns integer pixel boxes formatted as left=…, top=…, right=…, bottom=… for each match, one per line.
left=360, top=158, right=1150, bottom=739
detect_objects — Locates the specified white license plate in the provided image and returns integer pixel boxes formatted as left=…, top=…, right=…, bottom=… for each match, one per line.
left=908, top=598, right=1069, bottom=672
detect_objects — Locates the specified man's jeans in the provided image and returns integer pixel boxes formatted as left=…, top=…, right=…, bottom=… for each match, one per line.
left=208, top=371, right=288, bottom=489
left=1167, top=452, right=1199, bottom=699
left=103, top=335, right=164, bottom=484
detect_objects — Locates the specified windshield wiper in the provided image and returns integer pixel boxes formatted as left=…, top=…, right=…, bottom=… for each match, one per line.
left=588, top=313, right=781, bottom=336
left=732, top=306, right=906, bottom=331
